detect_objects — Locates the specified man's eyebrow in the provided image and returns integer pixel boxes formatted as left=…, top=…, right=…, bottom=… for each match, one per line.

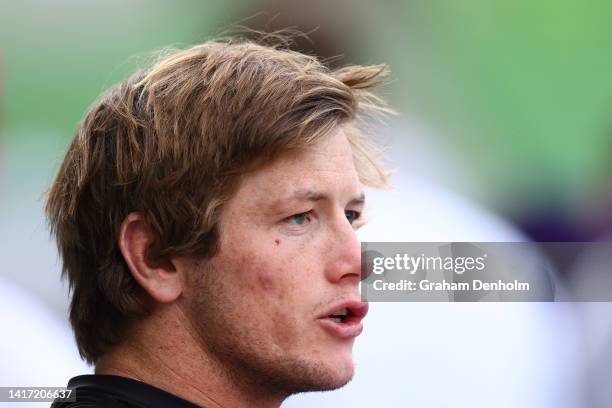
left=348, top=191, right=366, bottom=206
left=282, top=189, right=365, bottom=206
left=290, top=188, right=327, bottom=202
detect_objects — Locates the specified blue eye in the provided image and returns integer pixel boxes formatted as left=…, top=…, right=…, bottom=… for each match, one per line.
left=345, top=210, right=361, bottom=225
left=287, top=212, right=311, bottom=225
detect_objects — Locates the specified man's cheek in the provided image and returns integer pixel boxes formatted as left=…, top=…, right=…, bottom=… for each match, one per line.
left=234, top=263, right=280, bottom=305
left=254, top=269, right=289, bottom=303
left=257, top=273, right=275, bottom=292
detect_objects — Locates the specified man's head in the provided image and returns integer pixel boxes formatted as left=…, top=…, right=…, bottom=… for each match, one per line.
left=45, top=35, right=389, bottom=395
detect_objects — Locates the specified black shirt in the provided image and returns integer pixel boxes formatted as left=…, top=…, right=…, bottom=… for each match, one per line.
left=51, top=375, right=202, bottom=408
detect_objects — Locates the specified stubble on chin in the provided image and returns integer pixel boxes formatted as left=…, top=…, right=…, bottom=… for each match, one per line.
left=186, top=263, right=355, bottom=397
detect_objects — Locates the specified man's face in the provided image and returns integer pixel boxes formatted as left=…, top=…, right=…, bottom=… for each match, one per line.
left=186, top=129, right=366, bottom=395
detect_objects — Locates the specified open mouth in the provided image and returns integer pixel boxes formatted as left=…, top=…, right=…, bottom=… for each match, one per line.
left=319, top=301, right=369, bottom=338
left=328, top=308, right=350, bottom=323
left=326, top=306, right=365, bottom=324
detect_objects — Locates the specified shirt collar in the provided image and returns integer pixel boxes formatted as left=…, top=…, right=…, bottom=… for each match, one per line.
left=68, top=374, right=202, bottom=408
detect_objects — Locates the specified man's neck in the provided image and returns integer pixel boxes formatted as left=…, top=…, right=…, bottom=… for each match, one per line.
left=95, top=304, right=284, bottom=408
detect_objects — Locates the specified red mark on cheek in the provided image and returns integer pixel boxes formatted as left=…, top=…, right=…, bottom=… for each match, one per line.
left=274, top=239, right=280, bottom=246
left=258, top=274, right=274, bottom=291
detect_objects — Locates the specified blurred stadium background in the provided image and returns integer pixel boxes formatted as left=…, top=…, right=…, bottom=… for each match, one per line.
left=1, top=0, right=612, bottom=407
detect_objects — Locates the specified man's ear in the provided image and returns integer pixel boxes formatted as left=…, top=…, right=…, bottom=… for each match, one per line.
left=118, top=212, right=183, bottom=303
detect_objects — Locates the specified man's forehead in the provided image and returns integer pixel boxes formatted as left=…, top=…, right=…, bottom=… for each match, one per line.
left=268, top=129, right=356, bottom=169
left=234, top=130, right=361, bottom=202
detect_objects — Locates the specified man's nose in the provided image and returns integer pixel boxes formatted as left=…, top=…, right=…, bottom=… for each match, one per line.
left=324, top=214, right=362, bottom=284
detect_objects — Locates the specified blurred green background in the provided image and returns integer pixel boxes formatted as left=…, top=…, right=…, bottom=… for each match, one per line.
left=2, top=0, right=612, bottom=239
left=1, top=3, right=611, bottom=406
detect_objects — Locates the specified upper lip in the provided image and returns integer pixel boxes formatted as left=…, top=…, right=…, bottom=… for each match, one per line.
left=319, top=300, right=369, bottom=320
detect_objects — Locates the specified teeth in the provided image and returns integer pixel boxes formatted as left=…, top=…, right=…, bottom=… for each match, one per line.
left=326, top=308, right=349, bottom=322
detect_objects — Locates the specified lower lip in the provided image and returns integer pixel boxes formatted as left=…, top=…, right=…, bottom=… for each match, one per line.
left=318, top=318, right=364, bottom=339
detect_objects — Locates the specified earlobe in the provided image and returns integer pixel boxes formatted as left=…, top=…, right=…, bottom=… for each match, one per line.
left=118, top=213, right=183, bottom=303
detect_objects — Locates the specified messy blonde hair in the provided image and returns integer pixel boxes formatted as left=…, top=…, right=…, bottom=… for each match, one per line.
left=45, top=34, right=391, bottom=364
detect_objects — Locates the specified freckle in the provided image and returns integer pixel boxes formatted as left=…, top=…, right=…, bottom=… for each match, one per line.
left=274, top=239, right=280, bottom=246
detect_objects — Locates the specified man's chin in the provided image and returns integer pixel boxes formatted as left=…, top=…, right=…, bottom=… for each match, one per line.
left=254, top=354, right=355, bottom=395
left=288, top=357, right=355, bottom=393
left=312, top=370, right=354, bottom=392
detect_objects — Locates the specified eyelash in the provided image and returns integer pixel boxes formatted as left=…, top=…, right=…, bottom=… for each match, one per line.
left=286, top=212, right=313, bottom=226
left=284, top=210, right=362, bottom=226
